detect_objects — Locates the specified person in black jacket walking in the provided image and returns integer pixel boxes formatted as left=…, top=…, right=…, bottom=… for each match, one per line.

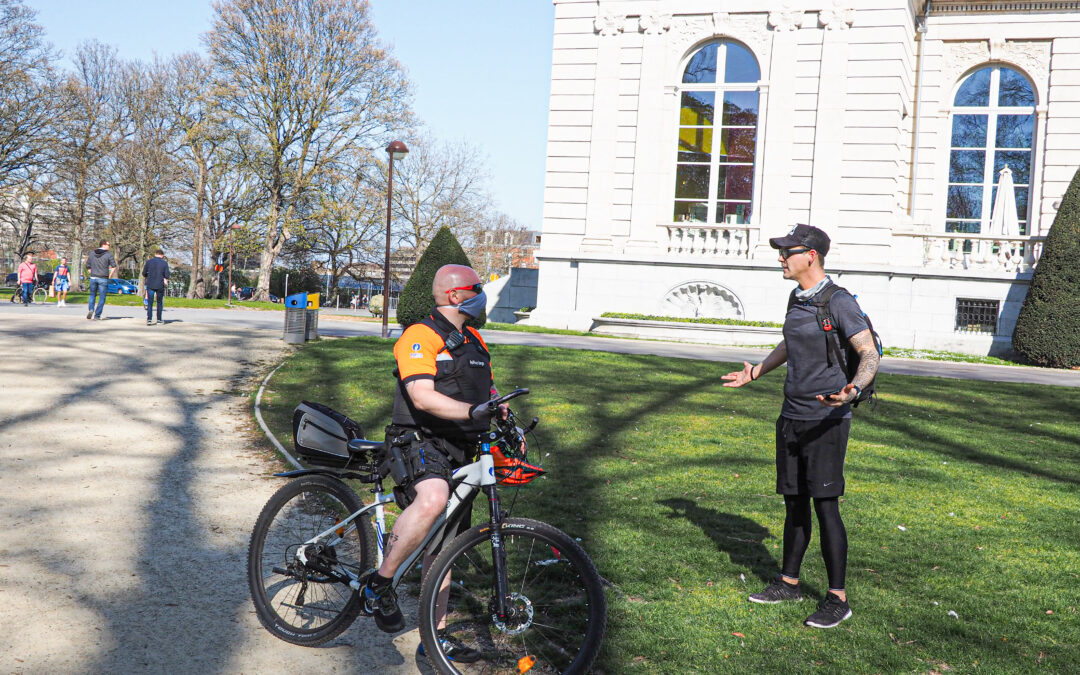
left=142, top=250, right=170, bottom=325
left=86, top=240, right=117, bottom=320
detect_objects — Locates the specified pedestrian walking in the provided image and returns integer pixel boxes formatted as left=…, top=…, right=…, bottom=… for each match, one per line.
left=16, top=253, right=36, bottom=306
left=722, top=224, right=881, bottom=629
left=86, top=240, right=117, bottom=320
left=142, top=249, right=170, bottom=325
left=52, top=257, right=71, bottom=306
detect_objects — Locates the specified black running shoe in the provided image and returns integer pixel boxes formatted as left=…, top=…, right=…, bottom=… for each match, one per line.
left=749, top=576, right=803, bottom=604
left=361, top=581, right=404, bottom=633
left=804, top=592, right=852, bottom=628
left=418, top=634, right=482, bottom=664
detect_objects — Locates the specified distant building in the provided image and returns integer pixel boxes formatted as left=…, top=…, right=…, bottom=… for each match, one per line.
left=472, top=229, right=541, bottom=278
left=532, top=0, right=1078, bottom=355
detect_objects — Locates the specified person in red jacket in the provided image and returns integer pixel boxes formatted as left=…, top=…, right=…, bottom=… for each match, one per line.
left=16, top=253, right=37, bottom=306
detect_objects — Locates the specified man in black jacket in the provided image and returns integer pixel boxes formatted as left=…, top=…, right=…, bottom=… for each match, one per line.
left=86, top=240, right=117, bottom=320
left=142, top=249, right=170, bottom=325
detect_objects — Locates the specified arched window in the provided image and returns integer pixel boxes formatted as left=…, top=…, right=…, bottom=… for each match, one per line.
left=946, top=66, right=1035, bottom=234
left=673, top=40, right=760, bottom=225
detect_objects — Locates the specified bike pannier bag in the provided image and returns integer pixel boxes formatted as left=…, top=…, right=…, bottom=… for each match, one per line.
left=292, top=401, right=365, bottom=467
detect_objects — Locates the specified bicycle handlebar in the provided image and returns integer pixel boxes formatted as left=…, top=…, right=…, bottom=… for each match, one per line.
left=490, top=388, right=529, bottom=408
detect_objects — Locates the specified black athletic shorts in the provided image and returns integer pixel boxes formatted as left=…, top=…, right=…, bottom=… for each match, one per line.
left=775, top=415, right=851, bottom=498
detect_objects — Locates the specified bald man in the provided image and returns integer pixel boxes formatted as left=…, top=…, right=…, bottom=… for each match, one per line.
left=362, top=264, right=494, bottom=661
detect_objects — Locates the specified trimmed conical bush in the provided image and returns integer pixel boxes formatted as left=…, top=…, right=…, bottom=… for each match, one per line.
left=396, top=227, right=486, bottom=329
left=1013, top=166, right=1080, bottom=367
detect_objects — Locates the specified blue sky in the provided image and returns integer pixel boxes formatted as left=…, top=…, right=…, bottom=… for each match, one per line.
left=28, top=0, right=555, bottom=230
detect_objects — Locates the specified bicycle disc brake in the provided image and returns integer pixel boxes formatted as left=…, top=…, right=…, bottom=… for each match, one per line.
left=491, top=592, right=534, bottom=635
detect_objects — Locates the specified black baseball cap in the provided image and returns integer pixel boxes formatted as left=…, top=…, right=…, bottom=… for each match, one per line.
left=769, top=224, right=831, bottom=257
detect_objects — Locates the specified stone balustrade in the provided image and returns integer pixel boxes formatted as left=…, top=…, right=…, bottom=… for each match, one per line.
left=664, top=224, right=759, bottom=258
left=916, top=232, right=1045, bottom=273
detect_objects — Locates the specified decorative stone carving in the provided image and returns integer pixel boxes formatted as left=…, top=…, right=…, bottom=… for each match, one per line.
left=661, top=281, right=745, bottom=320
left=594, top=12, right=624, bottom=37
left=767, top=7, right=805, bottom=32
left=819, top=2, right=855, bottom=30
left=942, top=40, right=1051, bottom=106
left=639, top=12, right=672, bottom=35
left=667, top=13, right=771, bottom=68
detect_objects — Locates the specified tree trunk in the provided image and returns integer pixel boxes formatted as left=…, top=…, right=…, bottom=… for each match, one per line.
left=188, top=163, right=207, bottom=298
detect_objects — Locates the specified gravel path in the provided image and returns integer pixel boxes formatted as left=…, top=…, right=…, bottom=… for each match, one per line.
left=0, top=313, right=426, bottom=674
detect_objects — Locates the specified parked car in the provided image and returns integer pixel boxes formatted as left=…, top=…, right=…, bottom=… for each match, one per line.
left=5, top=272, right=52, bottom=286
left=269, top=293, right=280, bottom=303
left=108, top=278, right=138, bottom=294
left=4, top=272, right=16, bottom=286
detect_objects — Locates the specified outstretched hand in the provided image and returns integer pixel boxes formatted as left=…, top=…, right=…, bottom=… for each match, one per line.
left=816, top=383, right=857, bottom=407
left=721, top=361, right=754, bottom=388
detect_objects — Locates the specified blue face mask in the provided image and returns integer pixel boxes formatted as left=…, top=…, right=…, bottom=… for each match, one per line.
left=454, top=291, right=487, bottom=318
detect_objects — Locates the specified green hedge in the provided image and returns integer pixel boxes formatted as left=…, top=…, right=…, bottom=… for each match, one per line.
left=600, top=312, right=782, bottom=328
left=396, top=227, right=485, bottom=329
left=1013, top=166, right=1080, bottom=367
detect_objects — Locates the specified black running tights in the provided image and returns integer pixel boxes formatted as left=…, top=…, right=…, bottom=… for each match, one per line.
left=780, top=495, right=847, bottom=590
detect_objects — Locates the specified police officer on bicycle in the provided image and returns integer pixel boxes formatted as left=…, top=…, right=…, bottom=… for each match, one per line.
left=363, top=263, right=498, bottom=662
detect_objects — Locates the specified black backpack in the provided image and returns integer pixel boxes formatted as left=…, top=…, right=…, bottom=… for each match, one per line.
left=787, top=284, right=883, bottom=408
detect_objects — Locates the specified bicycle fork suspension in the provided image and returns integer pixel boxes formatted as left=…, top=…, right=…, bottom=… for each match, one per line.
left=486, top=483, right=513, bottom=620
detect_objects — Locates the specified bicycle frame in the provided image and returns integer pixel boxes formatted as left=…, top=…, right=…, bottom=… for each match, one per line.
left=293, top=445, right=503, bottom=598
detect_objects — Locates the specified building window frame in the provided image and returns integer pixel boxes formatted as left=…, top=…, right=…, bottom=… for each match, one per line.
left=945, top=64, right=1037, bottom=236
left=672, top=39, right=761, bottom=227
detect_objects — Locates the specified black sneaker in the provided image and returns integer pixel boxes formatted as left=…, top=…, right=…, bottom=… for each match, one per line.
left=418, top=634, right=482, bottom=664
left=87, top=311, right=93, bottom=319
left=749, top=576, right=803, bottom=604
left=361, top=581, right=404, bottom=633
left=147, top=319, right=153, bottom=325
left=804, top=592, right=852, bottom=628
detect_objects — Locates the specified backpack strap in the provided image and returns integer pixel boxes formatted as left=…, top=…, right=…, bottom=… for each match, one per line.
left=814, top=285, right=847, bottom=371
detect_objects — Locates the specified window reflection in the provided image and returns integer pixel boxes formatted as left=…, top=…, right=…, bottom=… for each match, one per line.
left=674, top=39, right=760, bottom=225
left=683, top=43, right=717, bottom=84
left=946, top=66, right=1035, bottom=234
left=954, top=67, right=991, bottom=106
left=724, top=42, right=760, bottom=83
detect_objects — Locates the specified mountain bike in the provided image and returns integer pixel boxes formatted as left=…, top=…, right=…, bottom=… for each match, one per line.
left=8, top=279, right=48, bottom=304
left=247, top=389, right=607, bottom=674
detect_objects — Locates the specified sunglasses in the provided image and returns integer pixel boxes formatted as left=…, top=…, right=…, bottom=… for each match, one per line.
left=445, top=283, right=483, bottom=295
left=779, top=247, right=811, bottom=260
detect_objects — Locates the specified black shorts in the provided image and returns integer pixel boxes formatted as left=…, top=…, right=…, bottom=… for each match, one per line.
left=775, top=415, right=851, bottom=498
left=394, top=435, right=470, bottom=508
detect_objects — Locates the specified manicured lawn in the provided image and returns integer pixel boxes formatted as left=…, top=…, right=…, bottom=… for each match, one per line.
left=257, top=336, right=1080, bottom=674
left=45, top=291, right=284, bottom=311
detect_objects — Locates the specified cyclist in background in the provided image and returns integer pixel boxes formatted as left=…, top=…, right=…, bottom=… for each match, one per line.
left=52, top=257, right=71, bottom=307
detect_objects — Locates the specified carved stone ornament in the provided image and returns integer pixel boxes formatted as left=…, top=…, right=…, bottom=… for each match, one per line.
left=942, top=40, right=1050, bottom=106
left=661, top=281, right=745, bottom=320
left=668, top=13, right=771, bottom=68
left=639, top=12, right=672, bottom=35
left=594, top=12, right=624, bottom=37
left=819, top=2, right=855, bottom=30
left=768, top=7, right=805, bottom=32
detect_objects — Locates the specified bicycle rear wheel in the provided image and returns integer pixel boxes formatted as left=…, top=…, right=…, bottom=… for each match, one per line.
left=419, top=517, right=606, bottom=674
left=247, top=474, right=375, bottom=646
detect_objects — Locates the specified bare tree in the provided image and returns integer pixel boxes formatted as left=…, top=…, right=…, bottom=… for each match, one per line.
left=293, top=149, right=384, bottom=297
left=207, top=0, right=411, bottom=301
left=106, top=58, right=184, bottom=291
left=388, top=136, right=489, bottom=253
left=0, top=0, right=56, bottom=194
left=166, top=52, right=229, bottom=297
left=51, top=41, right=126, bottom=290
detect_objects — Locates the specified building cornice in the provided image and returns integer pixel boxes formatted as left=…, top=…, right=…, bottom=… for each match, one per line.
left=930, top=1, right=1080, bottom=13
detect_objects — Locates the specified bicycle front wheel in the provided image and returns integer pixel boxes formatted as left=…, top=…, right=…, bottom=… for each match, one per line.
left=247, top=474, right=375, bottom=646
left=33, top=288, right=47, bottom=303
left=419, top=517, right=606, bottom=674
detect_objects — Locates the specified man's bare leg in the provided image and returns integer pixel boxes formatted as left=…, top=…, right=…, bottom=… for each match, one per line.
left=377, top=479, right=450, bottom=578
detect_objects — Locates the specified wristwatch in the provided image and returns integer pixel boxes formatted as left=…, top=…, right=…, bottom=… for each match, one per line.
left=852, top=384, right=862, bottom=397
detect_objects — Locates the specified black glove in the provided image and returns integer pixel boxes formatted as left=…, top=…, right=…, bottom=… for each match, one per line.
left=469, top=401, right=496, bottom=425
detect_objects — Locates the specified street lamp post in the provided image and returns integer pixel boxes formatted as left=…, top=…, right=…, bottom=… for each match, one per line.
left=382, top=140, right=408, bottom=338
left=227, top=224, right=243, bottom=306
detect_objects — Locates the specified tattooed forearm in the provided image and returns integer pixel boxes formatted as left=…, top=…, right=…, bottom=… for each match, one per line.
left=848, top=329, right=880, bottom=390
left=383, top=533, right=399, bottom=557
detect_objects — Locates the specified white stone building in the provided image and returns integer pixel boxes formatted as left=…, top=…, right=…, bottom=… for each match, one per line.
left=531, top=0, right=1080, bottom=355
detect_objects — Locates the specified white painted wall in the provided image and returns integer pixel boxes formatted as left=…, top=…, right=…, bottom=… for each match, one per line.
left=534, top=0, right=1080, bottom=355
